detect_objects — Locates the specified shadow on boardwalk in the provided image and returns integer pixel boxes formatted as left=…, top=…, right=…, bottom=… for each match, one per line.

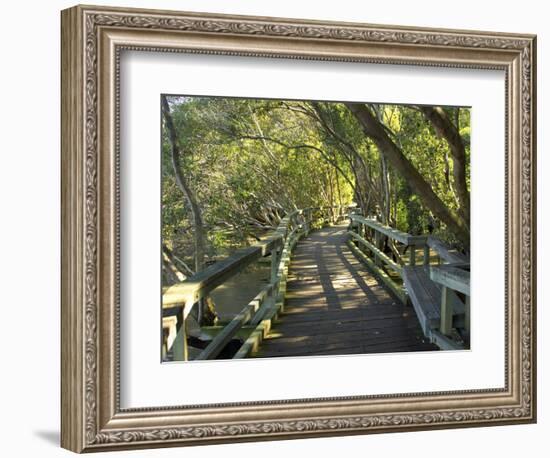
left=253, top=224, right=437, bottom=358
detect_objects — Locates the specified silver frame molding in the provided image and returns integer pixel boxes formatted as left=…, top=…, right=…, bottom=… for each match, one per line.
left=61, top=4, right=537, bottom=453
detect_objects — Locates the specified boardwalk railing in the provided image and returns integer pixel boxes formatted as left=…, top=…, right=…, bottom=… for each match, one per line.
left=347, top=215, right=428, bottom=303
left=163, top=206, right=348, bottom=361
left=429, top=264, right=470, bottom=339
left=347, top=214, right=470, bottom=349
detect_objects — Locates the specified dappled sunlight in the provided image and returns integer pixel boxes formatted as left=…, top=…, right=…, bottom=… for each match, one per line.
left=160, top=95, right=471, bottom=361
left=253, top=226, right=437, bottom=358
left=265, top=332, right=310, bottom=343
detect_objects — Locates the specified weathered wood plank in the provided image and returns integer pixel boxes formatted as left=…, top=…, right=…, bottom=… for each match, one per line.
left=257, top=336, right=434, bottom=358
left=350, top=215, right=427, bottom=246
left=402, top=264, right=465, bottom=337
left=427, top=236, right=468, bottom=264
left=403, top=265, right=441, bottom=323
left=429, top=264, right=470, bottom=295
left=347, top=238, right=407, bottom=304
left=163, top=241, right=280, bottom=311
left=195, top=283, right=273, bottom=360
left=263, top=316, right=423, bottom=338
left=440, top=286, right=454, bottom=335
left=251, top=225, right=437, bottom=358
left=280, top=303, right=406, bottom=316
left=273, top=307, right=404, bottom=322
left=263, top=322, right=425, bottom=346
left=348, top=230, right=403, bottom=275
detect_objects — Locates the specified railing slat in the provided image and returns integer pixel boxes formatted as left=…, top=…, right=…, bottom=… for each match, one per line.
left=195, top=283, right=274, bottom=360
left=163, top=236, right=283, bottom=311
left=348, top=231, right=402, bottom=275
left=427, top=236, right=468, bottom=264
left=349, top=215, right=427, bottom=246
left=429, top=264, right=470, bottom=296
left=164, top=205, right=349, bottom=360
left=347, top=211, right=470, bottom=350
left=346, top=238, right=407, bottom=304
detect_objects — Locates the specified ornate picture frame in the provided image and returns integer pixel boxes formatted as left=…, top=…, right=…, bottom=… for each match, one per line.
left=61, top=4, right=536, bottom=452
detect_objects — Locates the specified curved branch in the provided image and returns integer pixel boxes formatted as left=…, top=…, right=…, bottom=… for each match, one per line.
left=161, top=95, right=217, bottom=325
left=345, top=102, right=470, bottom=247
left=239, top=134, right=356, bottom=191
left=418, top=106, right=470, bottom=224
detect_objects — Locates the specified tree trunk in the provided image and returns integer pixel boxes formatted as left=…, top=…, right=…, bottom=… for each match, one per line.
left=345, top=102, right=470, bottom=247
left=161, top=95, right=218, bottom=326
left=419, top=106, right=470, bottom=225
left=380, top=152, right=391, bottom=224
left=335, top=167, right=343, bottom=207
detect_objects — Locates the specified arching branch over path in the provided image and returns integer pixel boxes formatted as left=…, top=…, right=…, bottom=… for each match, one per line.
left=418, top=106, right=470, bottom=225
left=344, top=102, right=470, bottom=248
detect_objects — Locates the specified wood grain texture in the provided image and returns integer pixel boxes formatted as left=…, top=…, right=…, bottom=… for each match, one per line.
left=254, top=226, right=436, bottom=358
left=403, top=265, right=464, bottom=335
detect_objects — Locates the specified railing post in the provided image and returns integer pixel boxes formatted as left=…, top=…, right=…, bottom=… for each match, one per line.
left=172, top=306, right=189, bottom=361
left=440, top=286, right=453, bottom=336
left=423, top=244, right=430, bottom=265
left=409, top=245, right=416, bottom=266
left=374, top=231, right=381, bottom=266
left=183, top=318, right=189, bottom=361
left=271, top=247, right=280, bottom=285
left=465, top=296, right=470, bottom=332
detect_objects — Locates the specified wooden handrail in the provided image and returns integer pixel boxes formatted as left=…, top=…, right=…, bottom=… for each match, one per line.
left=427, top=236, right=468, bottom=264
left=163, top=211, right=302, bottom=312
left=348, top=231, right=403, bottom=275
left=347, top=212, right=470, bottom=347
left=232, top=223, right=302, bottom=359
left=164, top=205, right=348, bottom=360
left=163, top=235, right=282, bottom=312
left=429, top=264, right=470, bottom=296
left=349, top=215, right=427, bottom=246
left=163, top=206, right=348, bottom=311
left=429, top=263, right=470, bottom=337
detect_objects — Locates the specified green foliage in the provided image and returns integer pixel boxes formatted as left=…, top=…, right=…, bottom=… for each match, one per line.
left=162, top=97, right=470, bottom=272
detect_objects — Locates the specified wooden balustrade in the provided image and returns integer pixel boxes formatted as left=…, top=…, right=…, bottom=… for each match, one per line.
left=163, top=205, right=349, bottom=361
left=163, top=208, right=470, bottom=359
left=347, top=213, right=470, bottom=349
left=429, top=264, right=470, bottom=337
left=347, top=215, right=427, bottom=303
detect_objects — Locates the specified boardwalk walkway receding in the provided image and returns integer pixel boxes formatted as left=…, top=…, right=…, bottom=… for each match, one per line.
left=163, top=207, right=469, bottom=361
left=253, top=225, right=436, bottom=358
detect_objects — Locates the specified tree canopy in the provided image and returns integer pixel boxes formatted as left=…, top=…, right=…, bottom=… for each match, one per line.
left=161, top=96, right=471, bottom=288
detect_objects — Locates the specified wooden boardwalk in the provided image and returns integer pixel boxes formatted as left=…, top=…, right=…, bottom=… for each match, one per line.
left=253, top=225, right=437, bottom=358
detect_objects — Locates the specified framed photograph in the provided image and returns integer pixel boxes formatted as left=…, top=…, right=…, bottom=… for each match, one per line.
left=61, top=4, right=537, bottom=453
